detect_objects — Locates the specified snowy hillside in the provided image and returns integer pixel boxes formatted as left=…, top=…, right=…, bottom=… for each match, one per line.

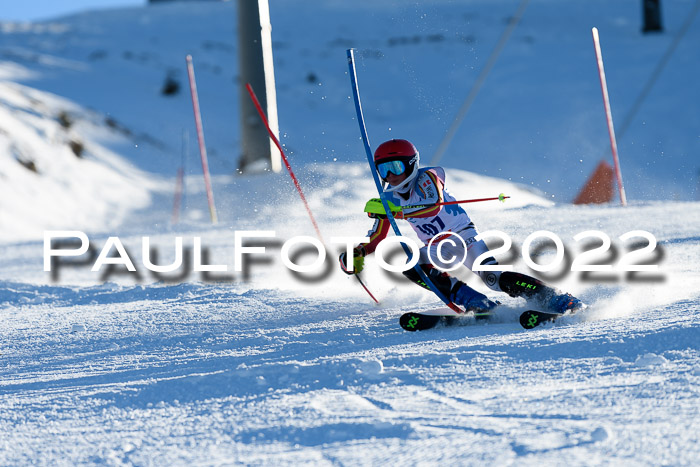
left=1, top=0, right=698, bottom=203
left=0, top=77, right=162, bottom=242
left=1, top=1, right=699, bottom=465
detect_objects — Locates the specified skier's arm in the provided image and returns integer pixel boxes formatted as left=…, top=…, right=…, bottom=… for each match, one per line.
left=338, top=216, right=390, bottom=274
left=358, top=216, right=391, bottom=255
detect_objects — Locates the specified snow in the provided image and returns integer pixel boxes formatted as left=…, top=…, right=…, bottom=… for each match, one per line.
left=1, top=0, right=700, bottom=465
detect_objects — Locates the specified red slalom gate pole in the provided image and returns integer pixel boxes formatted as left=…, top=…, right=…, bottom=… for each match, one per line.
left=247, top=84, right=379, bottom=304
left=186, top=54, right=218, bottom=223
left=245, top=83, right=324, bottom=243
left=592, top=27, right=627, bottom=206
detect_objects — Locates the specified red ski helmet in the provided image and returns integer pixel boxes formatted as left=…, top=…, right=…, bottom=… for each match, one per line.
left=373, top=139, right=420, bottom=192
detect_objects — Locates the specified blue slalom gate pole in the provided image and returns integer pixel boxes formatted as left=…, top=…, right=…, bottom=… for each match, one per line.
left=346, top=49, right=460, bottom=312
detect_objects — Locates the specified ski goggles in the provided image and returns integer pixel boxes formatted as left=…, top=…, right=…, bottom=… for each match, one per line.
left=377, top=160, right=406, bottom=178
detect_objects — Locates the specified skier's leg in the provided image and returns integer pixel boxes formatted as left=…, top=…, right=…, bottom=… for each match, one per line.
left=404, top=244, right=497, bottom=313
left=403, top=264, right=497, bottom=313
left=459, top=233, right=582, bottom=313
left=498, top=271, right=582, bottom=313
left=456, top=234, right=502, bottom=291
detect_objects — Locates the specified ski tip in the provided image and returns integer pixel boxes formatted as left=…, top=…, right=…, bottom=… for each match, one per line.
left=399, top=312, right=441, bottom=332
left=519, top=309, right=560, bottom=329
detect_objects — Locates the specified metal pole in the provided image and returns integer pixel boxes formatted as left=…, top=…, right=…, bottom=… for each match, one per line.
left=237, top=0, right=281, bottom=173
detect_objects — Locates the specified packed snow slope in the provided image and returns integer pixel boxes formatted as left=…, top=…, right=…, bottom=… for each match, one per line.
left=1, top=195, right=700, bottom=465
left=1, top=0, right=700, bottom=465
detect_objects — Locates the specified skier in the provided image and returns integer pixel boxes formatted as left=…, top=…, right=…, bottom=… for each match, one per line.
left=339, top=139, right=583, bottom=315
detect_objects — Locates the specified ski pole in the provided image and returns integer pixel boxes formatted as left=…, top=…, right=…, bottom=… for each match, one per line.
left=355, top=274, right=379, bottom=304
left=402, top=193, right=509, bottom=210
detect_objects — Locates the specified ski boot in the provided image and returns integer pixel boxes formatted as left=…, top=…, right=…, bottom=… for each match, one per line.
left=403, top=265, right=497, bottom=318
left=451, top=283, right=498, bottom=319
left=547, top=292, right=583, bottom=314
left=498, top=271, right=583, bottom=314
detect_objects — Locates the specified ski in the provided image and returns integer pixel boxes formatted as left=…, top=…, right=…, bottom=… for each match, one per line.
left=519, top=301, right=588, bottom=329
left=519, top=309, right=564, bottom=329
left=399, top=312, right=443, bottom=331
left=401, top=307, right=562, bottom=332
left=399, top=309, right=494, bottom=332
